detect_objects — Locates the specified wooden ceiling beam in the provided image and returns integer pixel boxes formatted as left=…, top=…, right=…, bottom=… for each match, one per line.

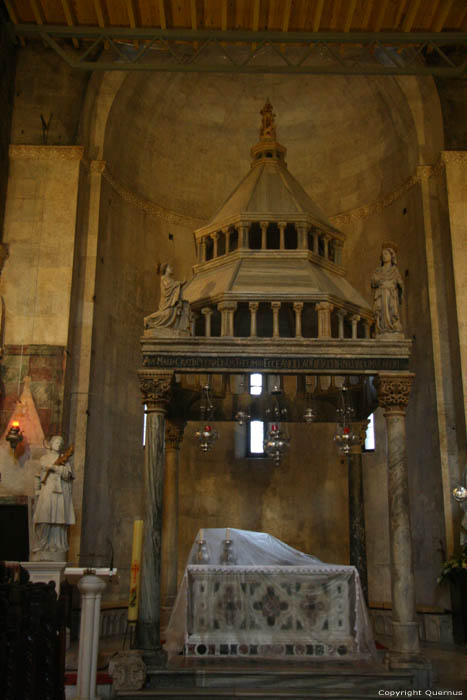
left=394, top=0, right=407, bottom=29
left=251, top=0, right=260, bottom=50
left=282, top=0, right=292, bottom=32
left=312, top=0, right=325, bottom=32
left=93, top=0, right=105, bottom=27
left=402, top=0, right=422, bottom=32
left=432, top=0, right=454, bottom=32
left=361, top=0, right=375, bottom=30
left=29, top=0, right=48, bottom=47
left=190, top=0, right=198, bottom=30
left=280, top=0, right=292, bottom=50
left=343, top=0, right=358, bottom=32
left=60, top=0, right=79, bottom=48
left=373, top=0, right=389, bottom=32
left=297, top=0, right=308, bottom=29
left=125, top=0, right=138, bottom=47
left=222, top=0, right=229, bottom=30
left=266, top=0, right=275, bottom=29
left=29, top=0, right=45, bottom=24
left=4, top=0, right=26, bottom=45
left=330, top=0, right=342, bottom=30
left=459, top=5, right=467, bottom=30
left=159, top=0, right=167, bottom=30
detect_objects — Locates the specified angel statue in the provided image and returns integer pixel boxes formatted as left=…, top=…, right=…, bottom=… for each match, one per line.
left=371, top=244, right=404, bottom=336
left=32, top=436, right=75, bottom=561
left=144, top=262, right=191, bottom=336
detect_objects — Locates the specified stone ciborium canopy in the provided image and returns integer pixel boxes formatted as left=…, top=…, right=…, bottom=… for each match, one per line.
left=142, top=100, right=411, bottom=380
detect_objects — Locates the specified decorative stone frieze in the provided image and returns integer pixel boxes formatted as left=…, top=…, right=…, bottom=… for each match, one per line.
left=138, top=370, right=173, bottom=412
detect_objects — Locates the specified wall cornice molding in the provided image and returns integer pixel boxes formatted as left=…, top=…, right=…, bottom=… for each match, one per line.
left=330, top=156, right=445, bottom=227
left=9, top=145, right=84, bottom=161
left=20, top=146, right=456, bottom=230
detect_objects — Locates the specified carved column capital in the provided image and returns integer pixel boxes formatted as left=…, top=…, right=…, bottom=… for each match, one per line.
left=138, top=370, right=173, bottom=413
left=349, top=419, right=370, bottom=453
left=375, top=373, right=415, bottom=415
left=316, top=301, right=334, bottom=312
left=165, top=421, right=186, bottom=450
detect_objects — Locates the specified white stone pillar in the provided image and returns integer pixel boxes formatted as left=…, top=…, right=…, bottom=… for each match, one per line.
left=337, top=309, right=346, bottom=339
left=316, top=301, right=334, bottom=339
left=271, top=301, right=281, bottom=338
left=201, top=307, right=213, bottom=337
left=323, top=234, right=331, bottom=259
left=198, top=237, right=206, bottom=263
left=76, top=572, right=106, bottom=700
left=249, top=301, right=259, bottom=337
left=278, top=221, right=286, bottom=250
left=238, top=222, right=249, bottom=249
left=293, top=302, right=303, bottom=338
left=334, top=238, right=343, bottom=266
left=296, top=223, right=308, bottom=250
left=218, top=302, right=236, bottom=337
left=225, top=229, right=231, bottom=254
left=313, top=231, right=319, bottom=255
left=350, top=314, right=360, bottom=339
left=212, top=232, right=219, bottom=258
left=260, top=221, right=268, bottom=250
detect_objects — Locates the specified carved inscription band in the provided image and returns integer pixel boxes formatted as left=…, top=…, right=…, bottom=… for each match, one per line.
left=142, top=354, right=410, bottom=372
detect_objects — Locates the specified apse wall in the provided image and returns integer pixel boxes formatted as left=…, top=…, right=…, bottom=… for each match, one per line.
left=79, top=69, right=449, bottom=607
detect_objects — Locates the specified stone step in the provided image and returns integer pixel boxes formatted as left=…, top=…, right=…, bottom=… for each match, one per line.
left=116, top=688, right=401, bottom=699
left=116, top=664, right=415, bottom=699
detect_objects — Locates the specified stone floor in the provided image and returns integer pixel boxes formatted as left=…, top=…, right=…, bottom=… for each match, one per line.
left=65, top=633, right=467, bottom=697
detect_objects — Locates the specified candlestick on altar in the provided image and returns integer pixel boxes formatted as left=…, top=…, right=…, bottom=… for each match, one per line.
left=226, top=527, right=230, bottom=540
left=127, top=519, right=143, bottom=623
left=198, top=528, right=204, bottom=542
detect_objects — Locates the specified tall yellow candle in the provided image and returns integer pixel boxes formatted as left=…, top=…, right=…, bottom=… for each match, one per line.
left=127, top=519, right=143, bottom=622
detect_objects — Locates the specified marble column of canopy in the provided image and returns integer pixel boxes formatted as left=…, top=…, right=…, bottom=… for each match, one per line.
left=137, top=370, right=173, bottom=662
left=160, top=420, right=186, bottom=630
left=348, top=419, right=369, bottom=603
left=376, top=372, right=429, bottom=675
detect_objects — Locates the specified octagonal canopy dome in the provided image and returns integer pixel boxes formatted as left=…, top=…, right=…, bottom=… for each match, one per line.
left=181, top=101, right=373, bottom=340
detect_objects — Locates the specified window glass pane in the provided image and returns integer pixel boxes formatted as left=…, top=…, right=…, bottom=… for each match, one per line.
left=250, top=420, right=264, bottom=453
left=250, top=373, right=263, bottom=395
left=365, top=413, right=375, bottom=451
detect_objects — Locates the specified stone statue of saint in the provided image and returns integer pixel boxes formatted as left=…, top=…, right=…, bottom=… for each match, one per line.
left=144, top=263, right=191, bottom=336
left=371, top=245, right=404, bottom=336
left=32, top=436, right=75, bottom=561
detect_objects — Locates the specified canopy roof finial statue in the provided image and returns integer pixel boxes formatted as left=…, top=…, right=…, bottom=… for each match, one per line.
left=259, top=98, right=277, bottom=141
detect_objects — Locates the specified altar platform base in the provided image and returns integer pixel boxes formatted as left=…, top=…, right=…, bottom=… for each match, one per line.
left=116, top=659, right=417, bottom=699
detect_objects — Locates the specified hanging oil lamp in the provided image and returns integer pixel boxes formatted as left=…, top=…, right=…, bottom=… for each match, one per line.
left=334, top=386, right=358, bottom=455
left=263, top=384, right=290, bottom=466
left=194, top=384, right=218, bottom=452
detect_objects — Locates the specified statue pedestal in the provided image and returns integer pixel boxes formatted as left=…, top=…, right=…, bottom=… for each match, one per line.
left=21, top=560, right=66, bottom=594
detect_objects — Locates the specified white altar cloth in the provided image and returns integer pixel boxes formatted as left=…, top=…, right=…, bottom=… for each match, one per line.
left=164, top=529, right=376, bottom=661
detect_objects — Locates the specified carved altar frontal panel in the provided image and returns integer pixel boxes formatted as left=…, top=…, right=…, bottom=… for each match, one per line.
left=185, top=566, right=358, bottom=659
